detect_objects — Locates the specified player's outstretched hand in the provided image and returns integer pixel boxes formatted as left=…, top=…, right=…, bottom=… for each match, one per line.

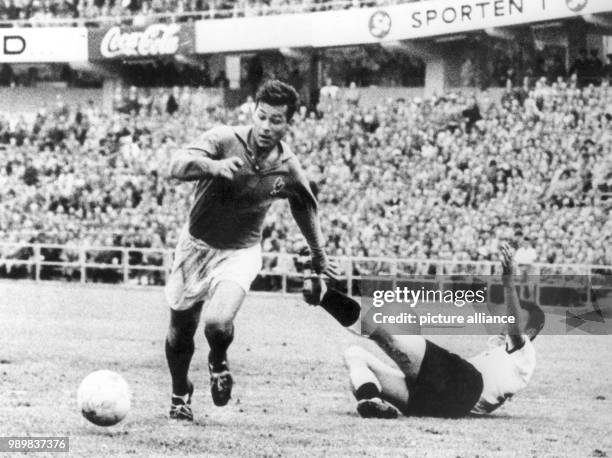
left=499, top=242, right=516, bottom=284
left=318, top=258, right=341, bottom=281
left=302, top=271, right=325, bottom=306
left=213, top=157, right=243, bottom=180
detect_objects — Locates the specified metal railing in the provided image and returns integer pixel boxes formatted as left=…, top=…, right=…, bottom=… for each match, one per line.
left=1, top=241, right=610, bottom=296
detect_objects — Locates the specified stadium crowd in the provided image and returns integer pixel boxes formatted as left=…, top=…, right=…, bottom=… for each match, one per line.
left=1, top=78, right=612, bottom=282
left=0, top=0, right=406, bottom=23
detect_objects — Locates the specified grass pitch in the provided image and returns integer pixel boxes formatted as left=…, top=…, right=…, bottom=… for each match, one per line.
left=0, top=281, right=611, bottom=457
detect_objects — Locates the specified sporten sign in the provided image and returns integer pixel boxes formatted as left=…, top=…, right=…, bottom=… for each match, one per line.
left=0, top=28, right=87, bottom=63
left=194, top=0, right=612, bottom=53
left=88, top=23, right=195, bottom=60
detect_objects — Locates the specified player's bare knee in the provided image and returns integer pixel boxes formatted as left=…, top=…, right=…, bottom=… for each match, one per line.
left=202, top=304, right=234, bottom=325
left=203, top=318, right=234, bottom=340
left=203, top=313, right=232, bottom=330
left=343, top=345, right=367, bottom=366
left=392, top=335, right=426, bottom=353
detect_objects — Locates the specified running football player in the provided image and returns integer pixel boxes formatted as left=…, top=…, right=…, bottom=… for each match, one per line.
left=165, top=80, right=339, bottom=421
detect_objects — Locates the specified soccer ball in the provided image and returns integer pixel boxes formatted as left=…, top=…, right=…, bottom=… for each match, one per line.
left=77, top=370, right=131, bottom=427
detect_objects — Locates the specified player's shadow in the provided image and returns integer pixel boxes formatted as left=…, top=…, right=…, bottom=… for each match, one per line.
left=464, top=412, right=533, bottom=420
left=342, top=411, right=533, bottom=421
left=81, top=427, right=130, bottom=437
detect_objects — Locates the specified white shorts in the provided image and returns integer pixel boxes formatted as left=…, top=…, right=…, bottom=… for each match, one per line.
left=164, top=226, right=262, bottom=311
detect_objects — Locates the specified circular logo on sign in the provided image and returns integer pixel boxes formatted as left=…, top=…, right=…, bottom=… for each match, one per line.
left=369, top=11, right=392, bottom=39
left=566, top=0, right=587, bottom=12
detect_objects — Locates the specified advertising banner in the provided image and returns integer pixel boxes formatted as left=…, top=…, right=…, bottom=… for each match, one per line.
left=195, top=0, right=612, bottom=53
left=0, top=28, right=88, bottom=63
left=88, top=23, right=195, bottom=61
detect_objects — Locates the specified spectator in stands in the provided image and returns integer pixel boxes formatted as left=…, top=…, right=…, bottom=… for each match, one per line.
left=460, top=58, right=476, bottom=87
left=6, top=0, right=20, bottom=20
left=212, top=70, right=230, bottom=88
left=569, top=49, right=589, bottom=87
left=461, top=95, right=481, bottom=132
left=603, top=54, right=612, bottom=84
left=345, top=81, right=360, bottom=106
left=587, top=49, right=603, bottom=85
left=514, top=232, right=537, bottom=294
left=545, top=55, right=566, bottom=83
left=0, top=64, right=15, bottom=87
left=318, top=77, right=340, bottom=113
left=320, top=76, right=339, bottom=100
left=239, top=95, right=255, bottom=116
left=166, top=87, right=180, bottom=115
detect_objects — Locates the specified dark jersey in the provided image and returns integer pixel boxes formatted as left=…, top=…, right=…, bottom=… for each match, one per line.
left=183, top=125, right=320, bottom=250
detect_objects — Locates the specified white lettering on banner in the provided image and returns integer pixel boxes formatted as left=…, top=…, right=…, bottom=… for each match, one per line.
left=100, top=24, right=181, bottom=58
left=194, top=0, right=612, bottom=52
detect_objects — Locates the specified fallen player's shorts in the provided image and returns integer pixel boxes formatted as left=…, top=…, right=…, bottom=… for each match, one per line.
left=403, top=340, right=483, bottom=418
left=165, top=225, right=262, bottom=311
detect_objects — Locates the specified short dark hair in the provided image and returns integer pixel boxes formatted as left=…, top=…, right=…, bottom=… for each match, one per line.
left=255, top=80, right=299, bottom=122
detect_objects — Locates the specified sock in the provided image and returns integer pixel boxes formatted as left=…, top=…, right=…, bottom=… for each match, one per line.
left=355, top=382, right=381, bottom=401
left=171, top=392, right=190, bottom=405
left=205, top=323, right=234, bottom=371
left=165, top=337, right=194, bottom=397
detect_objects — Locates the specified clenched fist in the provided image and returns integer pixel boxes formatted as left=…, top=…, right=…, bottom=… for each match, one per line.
left=212, top=157, right=243, bottom=180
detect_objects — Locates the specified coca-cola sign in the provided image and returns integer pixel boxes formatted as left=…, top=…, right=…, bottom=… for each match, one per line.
left=89, top=23, right=194, bottom=60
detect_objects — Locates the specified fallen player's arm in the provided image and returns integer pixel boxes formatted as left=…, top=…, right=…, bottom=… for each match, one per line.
left=503, top=277, right=525, bottom=350
left=500, top=244, right=525, bottom=351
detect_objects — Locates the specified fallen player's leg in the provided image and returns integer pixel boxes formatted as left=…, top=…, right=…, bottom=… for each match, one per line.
left=382, top=328, right=482, bottom=418
left=343, top=345, right=406, bottom=418
left=346, top=327, right=484, bottom=419
left=368, top=328, right=426, bottom=382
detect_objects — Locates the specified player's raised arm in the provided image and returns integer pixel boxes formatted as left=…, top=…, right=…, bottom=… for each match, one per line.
left=499, top=242, right=526, bottom=350
left=169, top=128, right=242, bottom=181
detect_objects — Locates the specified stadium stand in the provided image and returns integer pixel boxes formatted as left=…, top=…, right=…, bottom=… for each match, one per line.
left=0, top=0, right=418, bottom=24
left=1, top=79, right=611, bottom=278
